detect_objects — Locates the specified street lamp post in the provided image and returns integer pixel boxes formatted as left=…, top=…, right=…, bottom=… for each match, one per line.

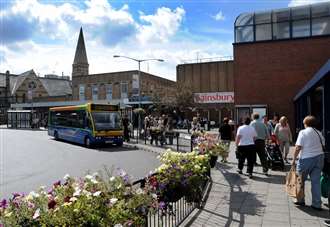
left=113, top=55, right=164, bottom=143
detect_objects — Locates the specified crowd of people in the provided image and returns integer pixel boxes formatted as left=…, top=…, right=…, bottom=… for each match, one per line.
left=143, top=114, right=175, bottom=146
left=234, top=113, right=329, bottom=225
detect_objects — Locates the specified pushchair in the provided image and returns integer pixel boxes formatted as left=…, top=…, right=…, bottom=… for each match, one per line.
left=265, top=135, right=285, bottom=171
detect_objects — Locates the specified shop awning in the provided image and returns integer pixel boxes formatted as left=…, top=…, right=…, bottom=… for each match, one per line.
left=294, top=59, right=330, bottom=101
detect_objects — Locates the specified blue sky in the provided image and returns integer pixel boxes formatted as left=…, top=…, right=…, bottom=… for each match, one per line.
left=0, top=0, right=327, bottom=80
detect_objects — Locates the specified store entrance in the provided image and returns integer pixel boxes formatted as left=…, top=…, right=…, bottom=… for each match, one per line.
left=309, top=86, right=324, bottom=132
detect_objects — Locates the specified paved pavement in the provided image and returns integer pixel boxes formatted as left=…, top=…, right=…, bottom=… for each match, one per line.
left=180, top=143, right=329, bottom=227
left=0, top=128, right=160, bottom=199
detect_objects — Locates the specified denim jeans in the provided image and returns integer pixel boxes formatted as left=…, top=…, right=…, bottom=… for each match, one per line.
left=297, top=154, right=324, bottom=208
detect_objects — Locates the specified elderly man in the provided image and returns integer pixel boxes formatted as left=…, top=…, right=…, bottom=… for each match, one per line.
left=250, top=113, right=270, bottom=176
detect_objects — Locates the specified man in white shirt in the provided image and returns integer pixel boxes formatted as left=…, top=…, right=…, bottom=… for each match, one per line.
left=236, top=117, right=257, bottom=178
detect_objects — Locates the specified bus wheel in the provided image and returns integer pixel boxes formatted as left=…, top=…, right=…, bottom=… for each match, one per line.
left=85, top=137, right=92, bottom=148
left=54, top=131, right=59, bottom=140
left=116, top=141, right=123, bottom=147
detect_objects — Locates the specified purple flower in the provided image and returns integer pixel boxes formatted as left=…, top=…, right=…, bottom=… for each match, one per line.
left=0, top=199, right=7, bottom=209
left=13, top=199, right=22, bottom=208
left=159, top=183, right=166, bottom=190
left=53, top=180, right=61, bottom=188
left=12, top=192, right=23, bottom=199
left=159, top=201, right=166, bottom=209
left=47, top=188, right=53, bottom=195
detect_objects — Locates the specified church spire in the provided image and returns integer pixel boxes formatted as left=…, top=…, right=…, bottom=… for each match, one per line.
left=72, top=27, right=89, bottom=77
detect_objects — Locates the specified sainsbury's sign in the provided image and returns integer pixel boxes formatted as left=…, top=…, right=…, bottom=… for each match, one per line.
left=194, top=92, right=234, bottom=103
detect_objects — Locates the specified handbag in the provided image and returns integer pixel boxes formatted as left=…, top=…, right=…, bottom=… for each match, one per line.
left=312, top=128, right=330, bottom=174
left=286, top=165, right=304, bottom=200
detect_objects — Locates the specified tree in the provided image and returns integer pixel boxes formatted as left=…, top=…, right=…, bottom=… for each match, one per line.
left=175, top=83, right=194, bottom=111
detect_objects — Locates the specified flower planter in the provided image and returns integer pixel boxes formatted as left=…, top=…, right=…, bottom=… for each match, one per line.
left=209, top=155, right=218, bottom=168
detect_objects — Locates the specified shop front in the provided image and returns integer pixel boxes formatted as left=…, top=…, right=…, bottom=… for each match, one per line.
left=294, top=59, right=330, bottom=148
left=193, top=92, right=235, bottom=127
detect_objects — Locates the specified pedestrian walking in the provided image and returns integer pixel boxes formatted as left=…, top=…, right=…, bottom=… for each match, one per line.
left=269, top=114, right=279, bottom=130
left=263, top=115, right=273, bottom=136
left=236, top=117, right=257, bottom=179
left=122, top=115, right=130, bottom=142
left=274, top=116, right=292, bottom=163
left=219, top=117, right=232, bottom=163
left=292, top=115, right=324, bottom=210
left=250, top=113, right=270, bottom=176
left=191, top=117, right=201, bottom=132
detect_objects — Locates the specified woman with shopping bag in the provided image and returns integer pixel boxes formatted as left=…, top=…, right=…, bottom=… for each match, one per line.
left=292, top=116, right=324, bottom=210
left=286, top=165, right=304, bottom=201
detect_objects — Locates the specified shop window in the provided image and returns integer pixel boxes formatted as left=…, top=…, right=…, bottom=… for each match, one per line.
left=273, top=22, right=290, bottom=39
left=235, top=26, right=253, bottom=42
left=312, top=17, right=330, bottom=35
left=256, top=24, right=272, bottom=41
left=292, top=20, right=310, bottom=37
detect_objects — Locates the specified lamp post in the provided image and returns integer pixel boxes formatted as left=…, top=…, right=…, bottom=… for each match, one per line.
left=113, top=55, right=164, bottom=143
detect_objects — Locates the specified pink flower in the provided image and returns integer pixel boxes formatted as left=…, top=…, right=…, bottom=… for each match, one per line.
left=27, top=201, right=35, bottom=209
left=33, top=208, right=40, bottom=219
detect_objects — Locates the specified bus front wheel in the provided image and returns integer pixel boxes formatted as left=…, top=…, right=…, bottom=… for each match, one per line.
left=85, top=137, right=92, bottom=148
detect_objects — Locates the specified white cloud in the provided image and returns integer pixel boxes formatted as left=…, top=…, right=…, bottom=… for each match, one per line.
left=137, top=7, right=185, bottom=44
left=212, top=10, right=225, bottom=21
left=288, top=0, right=329, bottom=6
left=0, top=1, right=233, bottom=81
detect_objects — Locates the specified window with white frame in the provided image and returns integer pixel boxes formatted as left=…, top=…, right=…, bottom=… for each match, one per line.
left=106, top=84, right=113, bottom=100
left=121, top=82, right=128, bottom=99
left=92, top=85, right=98, bottom=100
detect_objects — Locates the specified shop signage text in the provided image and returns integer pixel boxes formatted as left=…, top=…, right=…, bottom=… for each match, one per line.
left=194, top=92, right=234, bottom=103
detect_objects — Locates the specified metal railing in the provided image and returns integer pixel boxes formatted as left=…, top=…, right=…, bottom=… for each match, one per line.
left=132, top=175, right=211, bottom=227
left=128, top=128, right=193, bottom=152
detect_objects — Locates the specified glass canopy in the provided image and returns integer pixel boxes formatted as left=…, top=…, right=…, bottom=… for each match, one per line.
left=235, top=2, right=330, bottom=43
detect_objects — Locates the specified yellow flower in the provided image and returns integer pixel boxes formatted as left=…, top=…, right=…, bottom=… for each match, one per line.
left=62, top=202, right=72, bottom=207
left=4, top=211, right=12, bottom=217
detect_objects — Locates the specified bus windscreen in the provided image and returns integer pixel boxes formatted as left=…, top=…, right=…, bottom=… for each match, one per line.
left=92, top=112, right=121, bottom=131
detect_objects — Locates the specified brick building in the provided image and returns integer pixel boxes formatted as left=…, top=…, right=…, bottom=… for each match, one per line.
left=0, top=70, right=72, bottom=124
left=233, top=2, right=330, bottom=131
left=71, top=28, right=176, bottom=105
left=176, top=60, right=234, bottom=123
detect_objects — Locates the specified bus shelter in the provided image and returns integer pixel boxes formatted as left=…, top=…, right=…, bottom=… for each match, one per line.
left=7, top=110, right=32, bottom=128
